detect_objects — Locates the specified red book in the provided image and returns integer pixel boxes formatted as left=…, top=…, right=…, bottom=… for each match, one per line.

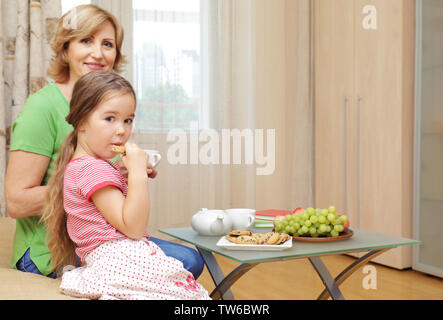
left=255, top=209, right=292, bottom=221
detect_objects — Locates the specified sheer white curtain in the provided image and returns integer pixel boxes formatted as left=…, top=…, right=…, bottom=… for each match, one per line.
left=130, top=0, right=232, bottom=236
left=63, top=0, right=314, bottom=237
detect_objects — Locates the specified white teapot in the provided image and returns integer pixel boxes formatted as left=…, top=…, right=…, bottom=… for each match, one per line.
left=191, top=208, right=233, bottom=236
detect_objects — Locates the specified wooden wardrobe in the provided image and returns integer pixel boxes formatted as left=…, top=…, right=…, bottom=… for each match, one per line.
left=314, top=0, right=416, bottom=269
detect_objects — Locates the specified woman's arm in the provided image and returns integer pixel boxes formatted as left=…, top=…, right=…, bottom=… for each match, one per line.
left=91, top=144, right=150, bottom=239
left=5, top=151, right=50, bottom=219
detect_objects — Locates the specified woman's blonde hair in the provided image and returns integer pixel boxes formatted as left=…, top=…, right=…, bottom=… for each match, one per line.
left=41, top=70, right=136, bottom=273
left=47, top=4, right=126, bottom=83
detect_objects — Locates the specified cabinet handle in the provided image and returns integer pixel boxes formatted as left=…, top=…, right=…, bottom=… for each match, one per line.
left=355, top=95, right=362, bottom=228
left=344, top=97, right=348, bottom=215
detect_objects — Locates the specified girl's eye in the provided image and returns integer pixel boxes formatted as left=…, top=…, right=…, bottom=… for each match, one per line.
left=105, top=116, right=115, bottom=122
left=124, top=119, right=133, bottom=125
left=80, top=38, right=91, bottom=44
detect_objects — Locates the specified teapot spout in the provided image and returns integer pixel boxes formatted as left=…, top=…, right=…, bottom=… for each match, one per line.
left=209, top=214, right=224, bottom=234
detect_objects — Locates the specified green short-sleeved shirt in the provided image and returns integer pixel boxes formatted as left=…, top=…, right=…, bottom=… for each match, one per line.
left=10, top=83, right=72, bottom=275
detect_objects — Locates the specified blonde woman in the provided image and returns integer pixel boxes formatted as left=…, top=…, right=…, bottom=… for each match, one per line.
left=5, top=4, right=203, bottom=279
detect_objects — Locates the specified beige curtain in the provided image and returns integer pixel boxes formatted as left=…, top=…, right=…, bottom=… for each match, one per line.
left=0, top=0, right=61, bottom=217
left=285, top=0, right=315, bottom=209
left=226, top=0, right=314, bottom=210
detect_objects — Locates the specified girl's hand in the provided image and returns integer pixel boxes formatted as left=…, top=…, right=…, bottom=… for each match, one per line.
left=116, top=150, right=158, bottom=180
left=120, top=143, right=149, bottom=177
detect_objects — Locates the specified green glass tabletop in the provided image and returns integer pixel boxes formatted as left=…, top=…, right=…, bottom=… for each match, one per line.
left=159, top=227, right=421, bottom=264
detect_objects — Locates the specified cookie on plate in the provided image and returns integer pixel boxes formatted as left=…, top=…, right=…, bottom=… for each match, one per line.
left=264, top=232, right=281, bottom=245
left=235, top=235, right=258, bottom=245
left=252, top=233, right=267, bottom=244
left=225, top=235, right=239, bottom=243
left=276, top=233, right=291, bottom=244
left=228, top=230, right=252, bottom=237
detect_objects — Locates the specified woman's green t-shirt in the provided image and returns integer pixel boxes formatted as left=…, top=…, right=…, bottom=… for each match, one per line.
left=10, top=83, right=72, bottom=275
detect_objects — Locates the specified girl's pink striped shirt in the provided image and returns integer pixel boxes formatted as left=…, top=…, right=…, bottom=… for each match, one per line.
left=63, top=155, right=149, bottom=262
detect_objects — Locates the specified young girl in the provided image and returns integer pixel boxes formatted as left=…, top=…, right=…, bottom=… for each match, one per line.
left=41, top=70, right=210, bottom=300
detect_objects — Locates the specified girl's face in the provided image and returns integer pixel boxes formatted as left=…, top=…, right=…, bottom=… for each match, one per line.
left=66, top=20, right=117, bottom=84
left=77, top=92, right=136, bottom=159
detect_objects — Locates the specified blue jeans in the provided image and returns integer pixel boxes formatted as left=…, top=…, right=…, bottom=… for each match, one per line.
left=16, top=238, right=204, bottom=280
left=149, top=237, right=204, bottom=279
left=16, top=248, right=57, bottom=279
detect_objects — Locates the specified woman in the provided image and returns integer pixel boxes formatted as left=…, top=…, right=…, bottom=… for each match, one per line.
left=4, top=4, right=204, bottom=279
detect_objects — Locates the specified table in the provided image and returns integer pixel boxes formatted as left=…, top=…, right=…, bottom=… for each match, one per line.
left=159, top=227, right=420, bottom=300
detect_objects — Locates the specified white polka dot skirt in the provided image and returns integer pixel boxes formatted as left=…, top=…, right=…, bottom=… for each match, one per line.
left=60, top=238, right=211, bottom=300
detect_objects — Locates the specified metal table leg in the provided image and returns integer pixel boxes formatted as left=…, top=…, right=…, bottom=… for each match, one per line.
left=210, top=262, right=259, bottom=300
left=309, top=256, right=345, bottom=300
left=198, top=246, right=392, bottom=300
left=197, top=247, right=259, bottom=300
left=315, top=248, right=392, bottom=300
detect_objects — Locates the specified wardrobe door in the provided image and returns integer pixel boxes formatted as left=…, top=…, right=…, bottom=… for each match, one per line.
left=413, top=0, right=443, bottom=278
left=354, top=0, right=415, bottom=268
left=314, top=0, right=354, bottom=215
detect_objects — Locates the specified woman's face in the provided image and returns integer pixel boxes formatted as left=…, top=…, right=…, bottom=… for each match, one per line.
left=65, top=20, right=117, bottom=84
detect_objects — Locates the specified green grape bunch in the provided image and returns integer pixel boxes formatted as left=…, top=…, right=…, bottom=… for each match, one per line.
left=274, top=206, right=350, bottom=238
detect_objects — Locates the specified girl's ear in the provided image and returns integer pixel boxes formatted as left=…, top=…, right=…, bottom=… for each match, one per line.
left=77, top=120, right=87, bottom=132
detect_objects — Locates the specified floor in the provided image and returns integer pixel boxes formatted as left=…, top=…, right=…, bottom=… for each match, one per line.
left=196, top=253, right=443, bottom=300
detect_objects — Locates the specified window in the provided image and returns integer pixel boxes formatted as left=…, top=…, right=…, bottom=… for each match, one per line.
left=132, top=0, right=201, bottom=132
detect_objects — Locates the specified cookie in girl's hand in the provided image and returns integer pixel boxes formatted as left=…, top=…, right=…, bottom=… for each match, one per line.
left=110, top=145, right=126, bottom=155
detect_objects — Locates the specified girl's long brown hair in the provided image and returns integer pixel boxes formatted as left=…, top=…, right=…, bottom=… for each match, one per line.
left=40, top=70, right=136, bottom=273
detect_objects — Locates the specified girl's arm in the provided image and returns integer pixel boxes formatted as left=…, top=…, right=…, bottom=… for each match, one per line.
left=91, top=143, right=150, bottom=239
left=5, top=151, right=50, bottom=218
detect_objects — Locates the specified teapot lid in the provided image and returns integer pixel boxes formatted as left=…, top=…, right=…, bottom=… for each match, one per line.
left=200, top=208, right=225, bottom=214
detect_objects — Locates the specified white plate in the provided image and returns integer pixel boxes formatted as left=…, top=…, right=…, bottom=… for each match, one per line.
left=216, top=236, right=293, bottom=251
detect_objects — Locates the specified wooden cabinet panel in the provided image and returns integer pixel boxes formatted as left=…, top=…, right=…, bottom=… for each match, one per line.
left=314, top=0, right=355, bottom=217
left=355, top=0, right=403, bottom=233
left=314, top=0, right=415, bottom=269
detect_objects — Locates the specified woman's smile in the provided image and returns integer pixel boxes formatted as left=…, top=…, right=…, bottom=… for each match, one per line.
left=85, top=62, right=105, bottom=70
